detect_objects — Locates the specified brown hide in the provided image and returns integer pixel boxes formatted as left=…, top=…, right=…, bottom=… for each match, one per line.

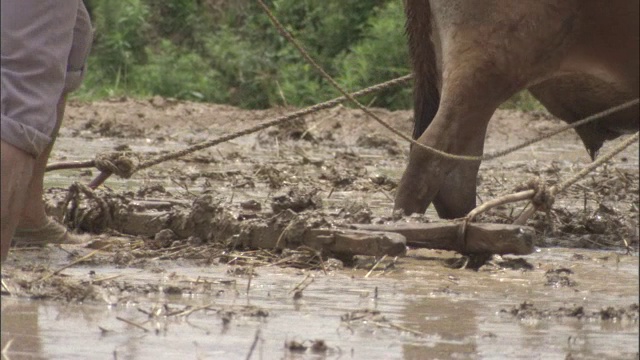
left=395, top=0, right=639, bottom=218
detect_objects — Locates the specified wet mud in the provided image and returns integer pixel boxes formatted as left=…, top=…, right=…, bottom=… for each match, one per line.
left=2, top=98, right=638, bottom=359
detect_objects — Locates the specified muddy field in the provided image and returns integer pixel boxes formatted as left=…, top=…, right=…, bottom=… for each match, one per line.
left=2, top=97, right=639, bottom=359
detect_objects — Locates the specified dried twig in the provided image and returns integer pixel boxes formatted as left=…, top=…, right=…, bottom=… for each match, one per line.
left=91, top=274, right=124, bottom=284
left=466, top=190, right=535, bottom=223
left=246, top=264, right=255, bottom=296
left=1, top=338, right=13, bottom=355
left=245, top=329, right=261, bottom=360
left=289, top=274, right=314, bottom=296
left=373, top=321, right=426, bottom=337
left=178, top=303, right=217, bottom=318
left=37, top=245, right=111, bottom=282
left=116, top=316, right=150, bottom=333
left=1, top=278, right=11, bottom=296
left=365, top=255, right=387, bottom=278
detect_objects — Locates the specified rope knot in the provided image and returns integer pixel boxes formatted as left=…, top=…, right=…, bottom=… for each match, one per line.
left=94, top=152, right=137, bottom=179
left=515, top=178, right=555, bottom=211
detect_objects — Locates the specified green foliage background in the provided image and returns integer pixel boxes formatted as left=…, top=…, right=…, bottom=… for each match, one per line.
left=78, top=0, right=541, bottom=111
left=77, top=0, right=412, bottom=109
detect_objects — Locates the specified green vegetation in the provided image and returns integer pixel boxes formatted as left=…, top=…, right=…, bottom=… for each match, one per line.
left=502, top=91, right=545, bottom=112
left=78, top=0, right=410, bottom=109
left=78, top=0, right=541, bottom=111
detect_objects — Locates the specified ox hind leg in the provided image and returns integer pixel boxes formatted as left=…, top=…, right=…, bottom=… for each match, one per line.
left=395, top=34, right=556, bottom=217
left=395, top=77, right=508, bottom=217
left=431, top=134, right=485, bottom=219
left=395, top=0, right=580, bottom=217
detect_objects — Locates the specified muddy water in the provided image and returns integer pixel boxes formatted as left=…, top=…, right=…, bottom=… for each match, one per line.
left=2, top=248, right=638, bottom=359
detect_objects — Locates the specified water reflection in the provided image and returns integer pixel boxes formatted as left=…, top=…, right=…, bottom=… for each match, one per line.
left=1, top=248, right=638, bottom=359
left=401, top=297, right=479, bottom=359
left=1, top=299, right=43, bottom=360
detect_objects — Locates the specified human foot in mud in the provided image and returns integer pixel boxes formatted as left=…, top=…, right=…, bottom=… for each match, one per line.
left=12, top=217, right=83, bottom=247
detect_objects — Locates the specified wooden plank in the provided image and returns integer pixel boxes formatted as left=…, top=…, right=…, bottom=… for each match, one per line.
left=235, top=225, right=406, bottom=257
left=349, top=222, right=535, bottom=255
left=305, top=229, right=406, bottom=257
left=106, top=207, right=407, bottom=257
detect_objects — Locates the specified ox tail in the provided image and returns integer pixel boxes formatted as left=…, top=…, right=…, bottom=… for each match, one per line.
left=405, top=0, right=440, bottom=140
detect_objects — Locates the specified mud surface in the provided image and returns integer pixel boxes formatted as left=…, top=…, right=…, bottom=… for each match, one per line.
left=2, top=98, right=639, bottom=359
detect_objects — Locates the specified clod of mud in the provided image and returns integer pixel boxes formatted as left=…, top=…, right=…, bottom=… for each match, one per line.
left=503, top=302, right=639, bottom=322
left=271, top=187, right=322, bottom=213
left=260, top=117, right=315, bottom=143
left=254, top=165, right=287, bottom=189
left=284, top=339, right=330, bottom=355
left=338, top=201, right=373, bottom=224
left=443, top=253, right=493, bottom=270
left=487, top=257, right=535, bottom=271
left=227, top=266, right=258, bottom=278
left=341, top=309, right=386, bottom=323
left=148, top=229, right=178, bottom=249
left=2, top=269, right=100, bottom=302
left=340, top=308, right=424, bottom=336
left=545, top=267, right=577, bottom=288
left=356, top=133, right=401, bottom=155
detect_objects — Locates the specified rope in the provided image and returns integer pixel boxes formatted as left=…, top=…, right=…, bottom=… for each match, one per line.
left=45, top=2, right=638, bottom=191
left=257, top=0, right=639, bottom=163
left=45, top=75, right=411, bottom=177
left=487, top=99, right=638, bottom=160
left=509, top=132, right=639, bottom=225
left=463, top=131, right=638, bottom=240
left=94, top=152, right=137, bottom=179
left=135, top=74, right=413, bottom=172
left=552, top=131, right=639, bottom=195
left=46, top=94, right=636, bottom=176
left=256, top=0, right=477, bottom=161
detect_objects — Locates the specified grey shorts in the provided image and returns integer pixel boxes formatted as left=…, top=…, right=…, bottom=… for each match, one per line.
left=1, top=0, right=93, bottom=157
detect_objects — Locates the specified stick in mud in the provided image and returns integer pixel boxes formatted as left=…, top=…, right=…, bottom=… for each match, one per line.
left=37, top=245, right=112, bottom=282
left=116, top=316, right=150, bottom=333
left=365, top=254, right=387, bottom=278
left=246, top=263, right=254, bottom=297
left=289, top=274, right=314, bottom=299
left=245, top=329, right=261, bottom=360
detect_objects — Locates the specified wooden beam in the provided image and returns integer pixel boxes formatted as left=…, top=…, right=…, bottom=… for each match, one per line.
left=348, top=222, right=535, bottom=255
left=234, top=225, right=407, bottom=257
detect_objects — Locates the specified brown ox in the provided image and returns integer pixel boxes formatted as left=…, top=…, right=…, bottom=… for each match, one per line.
left=395, top=0, right=639, bottom=218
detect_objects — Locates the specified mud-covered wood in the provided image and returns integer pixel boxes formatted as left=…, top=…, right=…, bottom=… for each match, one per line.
left=105, top=206, right=407, bottom=257
left=234, top=225, right=406, bottom=257
left=305, top=229, right=406, bottom=257
left=53, top=193, right=527, bottom=256
left=349, top=222, right=535, bottom=255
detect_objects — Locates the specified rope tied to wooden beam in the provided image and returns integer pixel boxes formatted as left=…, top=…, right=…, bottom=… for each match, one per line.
left=513, top=178, right=555, bottom=213
left=94, top=152, right=137, bottom=179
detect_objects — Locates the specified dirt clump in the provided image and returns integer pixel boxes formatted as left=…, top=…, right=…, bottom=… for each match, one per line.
left=271, top=187, right=323, bottom=213
left=504, top=301, right=639, bottom=322
left=544, top=267, right=577, bottom=288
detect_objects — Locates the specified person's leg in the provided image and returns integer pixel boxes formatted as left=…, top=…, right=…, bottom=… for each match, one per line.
left=14, top=1, right=93, bottom=232
left=1, top=0, right=80, bottom=261
left=15, top=95, right=67, bottom=229
left=0, top=142, right=36, bottom=260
